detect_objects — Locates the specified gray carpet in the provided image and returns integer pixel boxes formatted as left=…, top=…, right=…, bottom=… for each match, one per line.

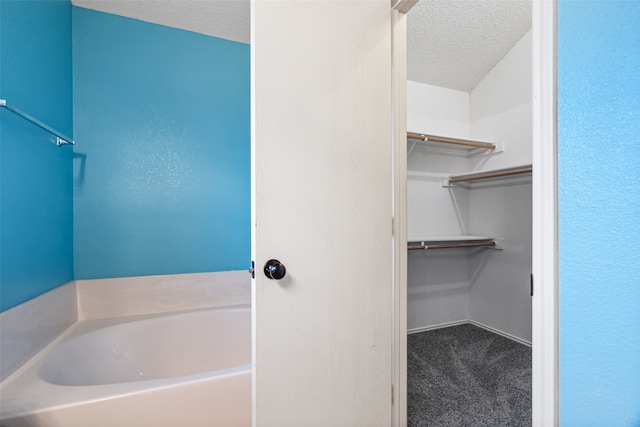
left=408, top=324, right=531, bottom=427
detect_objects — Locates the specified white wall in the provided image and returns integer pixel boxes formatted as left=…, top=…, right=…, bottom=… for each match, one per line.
left=407, top=82, right=472, bottom=330
left=467, top=29, right=533, bottom=342
left=407, top=82, right=470, bottom=240
left=468, top=182, right=532, bottom=342
left=469, top=30, right=532, bottom=171
left=408, top=250, right=470, bottom=330
left=406, top=30, right=532, bottom=342
left=407, top=81, right=469, bottom=138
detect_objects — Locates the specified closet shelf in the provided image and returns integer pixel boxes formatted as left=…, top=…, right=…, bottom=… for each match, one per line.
left=407, top=132, right=502, bottom=157
left=444, top=164, right=532, bottom=187
left=408, top=236, right=504, bottom=251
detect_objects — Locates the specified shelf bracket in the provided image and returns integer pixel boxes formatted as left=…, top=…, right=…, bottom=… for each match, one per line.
left=407, top=139, right=418, bottom=157
left=492, top=238, right=505, bottom=250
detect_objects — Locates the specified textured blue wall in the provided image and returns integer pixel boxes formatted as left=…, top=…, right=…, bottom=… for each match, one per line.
left=72, top=8, right=250, bottom=279
left=0, top=0, right=74, bottom=312
left=559, top=1, right=640, bottom=425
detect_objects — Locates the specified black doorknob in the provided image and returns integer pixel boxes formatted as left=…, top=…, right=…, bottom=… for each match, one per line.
left=264, top=259, right=286, bottom=280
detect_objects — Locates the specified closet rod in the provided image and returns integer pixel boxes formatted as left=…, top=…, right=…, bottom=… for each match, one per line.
left=408, top=241, right=496, bottom=250
left=407, top=132, right=495, bottom=150
left=449, top=167, right=532, bottom=184
left=0, top=99, right=74, bottom=146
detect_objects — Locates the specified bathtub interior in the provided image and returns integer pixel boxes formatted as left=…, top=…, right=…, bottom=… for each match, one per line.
left=38, top=308, right=250, bottom=386
left=0, top=305, right=251, bottom=422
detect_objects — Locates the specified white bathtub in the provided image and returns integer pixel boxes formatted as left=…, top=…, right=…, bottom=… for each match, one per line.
left=0, top=306, right=251, bottom=427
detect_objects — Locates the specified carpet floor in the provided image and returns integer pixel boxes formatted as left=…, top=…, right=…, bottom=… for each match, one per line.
left=408, top=324, right=531, bottom=427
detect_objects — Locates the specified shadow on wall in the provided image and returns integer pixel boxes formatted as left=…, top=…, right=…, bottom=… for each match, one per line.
left=73, top=152, right=87, bottom=185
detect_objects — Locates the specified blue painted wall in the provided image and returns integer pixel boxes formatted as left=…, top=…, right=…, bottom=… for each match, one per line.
left=0, top=0, right=74, bottom=312
left=559, top=1, right=640, bottom=425
left=72, top=8, right=250, bottom=279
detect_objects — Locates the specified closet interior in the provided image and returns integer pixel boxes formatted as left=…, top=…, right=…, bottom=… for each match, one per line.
left=406, top=2, right=533, bottom=425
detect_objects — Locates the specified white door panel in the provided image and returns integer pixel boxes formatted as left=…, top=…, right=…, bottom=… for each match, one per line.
left=252, top=1, right=393, bottom=425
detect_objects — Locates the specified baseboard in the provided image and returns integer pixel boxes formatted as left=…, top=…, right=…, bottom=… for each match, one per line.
left=469, top=320, right=531, bottom=347
left=408, top=319, right=470, bottom=335
left=408, top=319, right=532, bottom=347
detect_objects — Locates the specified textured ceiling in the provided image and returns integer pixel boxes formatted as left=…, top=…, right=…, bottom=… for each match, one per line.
left=71, top=0, right=250, bottom=44
left=408, top=0, right=532, bottom=92
left=71, top=0, right=530, bottom=93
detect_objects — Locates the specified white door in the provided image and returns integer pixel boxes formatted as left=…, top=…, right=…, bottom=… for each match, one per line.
left=251, top=1, right=393, bottom=425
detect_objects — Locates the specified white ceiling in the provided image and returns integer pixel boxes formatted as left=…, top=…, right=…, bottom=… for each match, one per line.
left=71, top=0, right=531, bottom=93
left=408, top=0, right=531, bottom=92
left=71, top=0, right=251, bottom=44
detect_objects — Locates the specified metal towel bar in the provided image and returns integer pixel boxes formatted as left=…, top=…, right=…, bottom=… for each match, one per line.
left=0, top=99, right=74, bottom=146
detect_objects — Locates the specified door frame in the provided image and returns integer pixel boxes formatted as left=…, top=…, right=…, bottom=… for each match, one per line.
left=391, top=7, right=408, bottom=427
left=531, top=0, right=559, bottom=425
left=392, top=1, right=559, bottom=425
